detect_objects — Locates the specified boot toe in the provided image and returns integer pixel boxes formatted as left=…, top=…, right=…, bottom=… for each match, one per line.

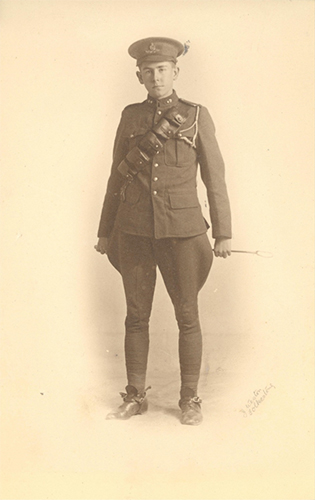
left=106, top=386, right=150, bottom=420
left=180, top=408, right=203, bottom=425
left=106, top=401, right=142, bottom=420
left=106, top=411, right=120, bottom=420
left=179, top=396, right=203, bottom=426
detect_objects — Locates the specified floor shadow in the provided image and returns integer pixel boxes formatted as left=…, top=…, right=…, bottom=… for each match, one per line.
left=148, top=401, right=180, bottom=420
left=160, top=407, right=180, bottom=419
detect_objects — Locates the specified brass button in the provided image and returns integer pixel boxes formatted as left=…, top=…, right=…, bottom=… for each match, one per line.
left=157, top=110, right=162, bottom=115
left=153, top=177, right=158, bottom=181
left=153, top=190, right=158, bottom=195
left=154, top=163, right=159, bottom=167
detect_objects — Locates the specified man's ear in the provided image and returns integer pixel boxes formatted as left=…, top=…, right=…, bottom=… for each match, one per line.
left=136, top=70, right=144, bottom=85
left=173, top=66, right=180, bottom=81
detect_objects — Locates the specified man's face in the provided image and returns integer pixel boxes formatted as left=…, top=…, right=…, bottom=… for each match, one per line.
left=137, top=61, right=179, bottom=100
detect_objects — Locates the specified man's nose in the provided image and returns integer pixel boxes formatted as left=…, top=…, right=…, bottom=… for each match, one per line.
left=153, top=70, right=160, bottom=81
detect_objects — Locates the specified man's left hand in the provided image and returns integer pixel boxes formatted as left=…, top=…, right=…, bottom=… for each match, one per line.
left=214, top=237, right=231, bottom=258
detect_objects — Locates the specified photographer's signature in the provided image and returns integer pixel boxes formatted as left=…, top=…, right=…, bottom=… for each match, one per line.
left=240, top=383, right=275, bottom=417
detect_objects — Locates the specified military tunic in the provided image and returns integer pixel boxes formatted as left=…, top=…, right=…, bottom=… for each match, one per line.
left=97, top=89, right=232, bottom=397
left=97, top=91, right=231, bottom=240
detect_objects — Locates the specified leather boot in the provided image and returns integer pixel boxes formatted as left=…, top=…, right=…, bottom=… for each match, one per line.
left=106, top=385, right=151, bottom=420
left=179, top=388, right=203, bottom=426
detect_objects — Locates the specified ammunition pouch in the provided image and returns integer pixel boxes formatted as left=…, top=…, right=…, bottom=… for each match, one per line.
left=117, top=147, right=151, bottom=177
left=117, top=106, right=187, bottom=200
left=138, top=131, right=163, bottom=157
left=152, top=108, right=186, bottom=139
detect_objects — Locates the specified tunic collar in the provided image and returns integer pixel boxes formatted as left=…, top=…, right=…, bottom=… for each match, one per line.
left=146, top=90, right=178, bottom=108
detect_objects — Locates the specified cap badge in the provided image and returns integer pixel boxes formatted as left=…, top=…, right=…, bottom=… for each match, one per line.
left=145, top=43, right=160, bottom=54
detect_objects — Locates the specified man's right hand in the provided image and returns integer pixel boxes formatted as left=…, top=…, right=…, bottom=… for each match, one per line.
left=94, top=237, right=109, bottom=255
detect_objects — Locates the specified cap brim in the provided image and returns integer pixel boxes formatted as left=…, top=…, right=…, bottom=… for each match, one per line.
left=137, top=54, right=177, bottom=66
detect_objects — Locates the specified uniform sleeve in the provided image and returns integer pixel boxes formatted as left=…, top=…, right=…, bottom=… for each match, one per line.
left=197, top=106, right=232, bottom=239
left=97, top=111, right=128, bottom=237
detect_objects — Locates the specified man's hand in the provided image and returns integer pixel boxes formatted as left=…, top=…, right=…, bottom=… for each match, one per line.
left=94, top=237, right=109, bottom=255
left=214, top=237, right=231, bottom=258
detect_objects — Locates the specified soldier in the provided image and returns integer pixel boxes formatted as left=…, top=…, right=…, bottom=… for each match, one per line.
left=95, top=37, right=232, bottom=425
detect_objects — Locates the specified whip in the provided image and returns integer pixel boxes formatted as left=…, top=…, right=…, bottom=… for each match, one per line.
left=231, top=250, right=273, bottom=258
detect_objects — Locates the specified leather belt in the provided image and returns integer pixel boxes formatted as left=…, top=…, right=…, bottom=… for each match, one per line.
left=118, top=107, right=186, bottom=201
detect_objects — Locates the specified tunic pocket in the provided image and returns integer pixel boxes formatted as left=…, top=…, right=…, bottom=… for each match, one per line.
left=164, top=135, right=197, bottom=167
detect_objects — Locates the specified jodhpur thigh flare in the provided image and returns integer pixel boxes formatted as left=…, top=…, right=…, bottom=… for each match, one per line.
left=118, top=232, right=213, bottom=396
left=154, top=234, right=213, bottom=397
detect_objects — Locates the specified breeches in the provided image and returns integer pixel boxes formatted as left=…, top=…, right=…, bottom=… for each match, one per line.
left=117, top=232, right=213, bottom=394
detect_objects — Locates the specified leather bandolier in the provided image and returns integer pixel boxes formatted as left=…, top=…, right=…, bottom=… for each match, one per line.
left=118, top=106, right=187, bottom=201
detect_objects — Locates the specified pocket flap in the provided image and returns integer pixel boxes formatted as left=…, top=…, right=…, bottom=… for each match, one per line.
left=169, top=193, right=199, bottom=209
left=176, top=130, right=195, bottom=141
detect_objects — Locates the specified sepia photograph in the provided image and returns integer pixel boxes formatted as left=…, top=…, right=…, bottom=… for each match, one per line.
left=0, top=1, right=314, bottom=499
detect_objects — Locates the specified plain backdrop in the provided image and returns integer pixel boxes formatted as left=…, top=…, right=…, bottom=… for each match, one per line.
left=0, top=1, right=314, bottom=499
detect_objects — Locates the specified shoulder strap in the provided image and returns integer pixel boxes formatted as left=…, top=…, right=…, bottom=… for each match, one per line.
left=178, top=97, right=199, bottom=107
